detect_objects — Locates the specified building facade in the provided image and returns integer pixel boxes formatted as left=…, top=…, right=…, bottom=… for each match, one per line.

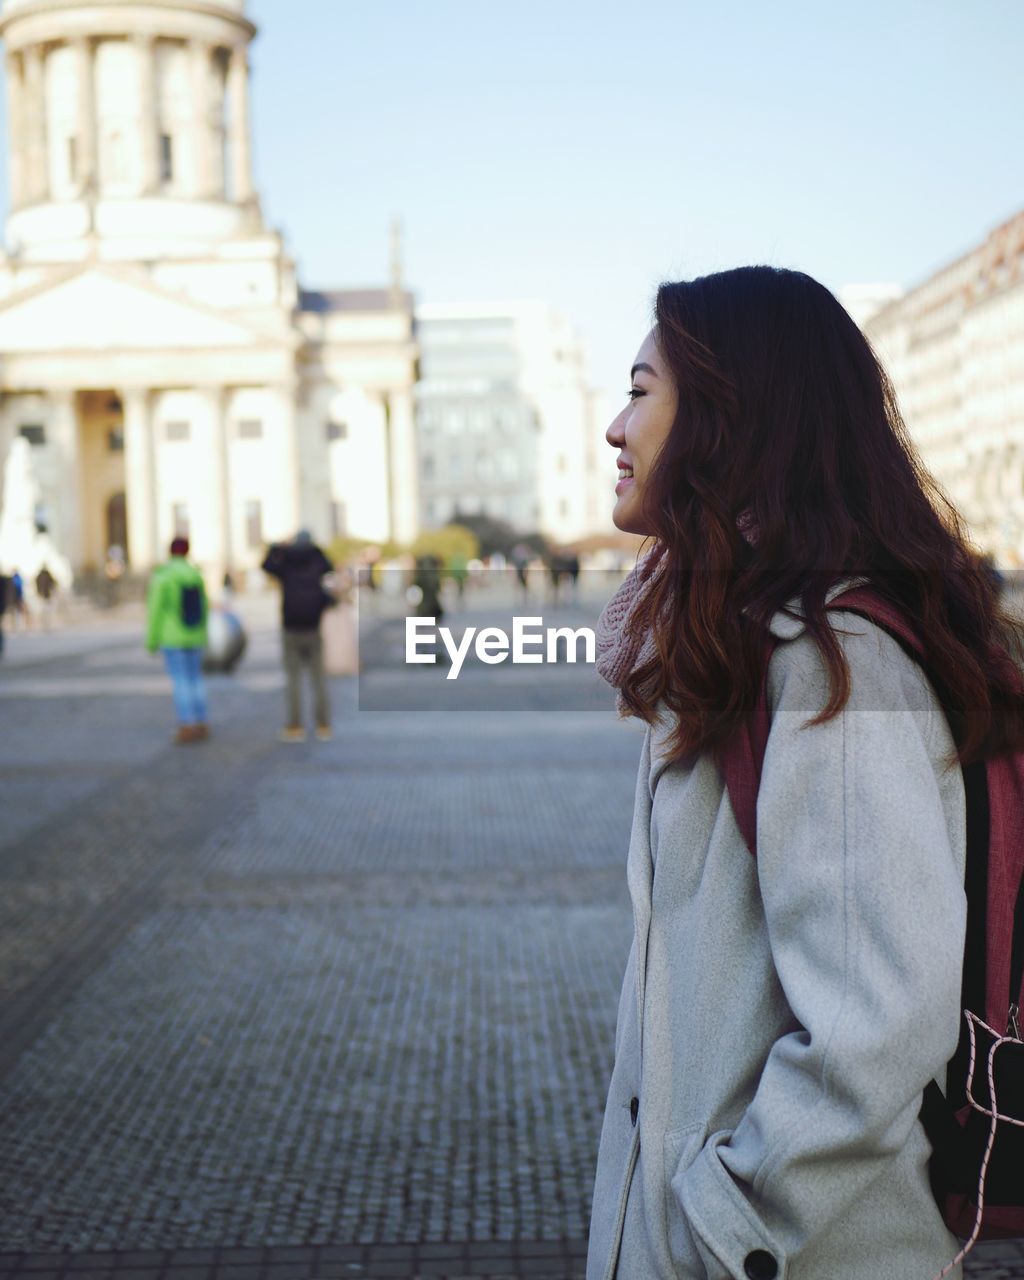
left=414, top=301, right=609, bottom=545
left=0, top=0, right=418, bottom=588
left=862, top=209, right=1024, bottom=565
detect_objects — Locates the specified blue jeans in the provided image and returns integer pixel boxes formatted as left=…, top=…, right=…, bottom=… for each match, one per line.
left=163, top=647, right=208, bottom=725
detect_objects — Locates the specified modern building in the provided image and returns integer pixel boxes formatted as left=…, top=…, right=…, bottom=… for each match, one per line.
left=839, top=282, right=904, bottom=330
left=861, top=209, right=1024, bottom=565
left=414, top=301, right=610, bottom=546
left=0, top=0, right=418, bottom=590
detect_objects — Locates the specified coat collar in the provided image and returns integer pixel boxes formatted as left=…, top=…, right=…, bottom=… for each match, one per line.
left=766, top=575, right=872, bottom=641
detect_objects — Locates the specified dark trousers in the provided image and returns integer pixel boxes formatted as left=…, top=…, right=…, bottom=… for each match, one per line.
left=283, top=629, right=329, bottom=728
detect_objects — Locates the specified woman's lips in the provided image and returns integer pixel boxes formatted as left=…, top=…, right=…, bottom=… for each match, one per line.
left=615, top=475, right=634, bottom=496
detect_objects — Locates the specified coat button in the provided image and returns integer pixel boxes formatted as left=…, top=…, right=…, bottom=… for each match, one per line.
left=629, top=1096, right=639, bottom=1126
left=743, top=1250, right=777, bottom=1280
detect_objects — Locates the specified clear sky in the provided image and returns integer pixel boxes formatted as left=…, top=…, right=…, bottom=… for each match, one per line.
left=4, top=1, right=1024, bottom=400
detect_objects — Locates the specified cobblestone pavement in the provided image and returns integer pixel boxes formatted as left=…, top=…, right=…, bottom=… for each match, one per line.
left=0, top=594, right=1021, bottom=1279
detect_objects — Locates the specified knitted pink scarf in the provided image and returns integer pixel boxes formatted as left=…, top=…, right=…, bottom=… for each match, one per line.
left=595, top=511, right=760, bottom=712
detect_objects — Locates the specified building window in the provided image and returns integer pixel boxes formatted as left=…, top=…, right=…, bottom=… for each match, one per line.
left=559, top=498, right=569, bottom=518
left=67, top=136, right=78, bottom=184
left=159, top=133, right=174, bottom=183
left=172, top=502, right=190, bottom=537
left=19, top=424, right=46, bottom=447
left=422, top=454, right=435, bottom=480
left=326, top=420, right=348, bottom=442
left=237, top=419, right=263, bottom=439
left=245, top=500, right=263, bottom=549
left=107, top=428, right=124, bottom=452
left=330, top=500, right=347, bottom=538
left=165, top=420, right=190, bottom=441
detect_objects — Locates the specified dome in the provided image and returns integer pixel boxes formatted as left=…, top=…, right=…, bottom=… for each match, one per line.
left=2, top=0, right=249, bottom=14
left=0, top=0, right=258, bottom=257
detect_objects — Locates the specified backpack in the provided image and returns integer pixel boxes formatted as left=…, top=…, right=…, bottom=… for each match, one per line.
left=715, top=584, right=1024, bottom=1271
left=283, top=557, right=332, bottom=630
left=180, top=582, right=204, bottom=628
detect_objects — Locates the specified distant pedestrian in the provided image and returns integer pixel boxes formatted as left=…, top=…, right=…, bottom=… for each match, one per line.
left=35, top=564, right=57, bottom=628
left=412, top=554, right=445, bottom=620
left=510, top=542, right=531, bottom=600
left=547, top=550, right=574, bottom=604
left=262, top=530, right=334, bottom=742
left=566, top=550, right=581, bottom=600
left=145, top=537, right=210, bottom=744
left=0, top=570, right=9, bottom=657
left=446, top=550, right=468, bottom=601
left=10, top=569, right=27, bottom=630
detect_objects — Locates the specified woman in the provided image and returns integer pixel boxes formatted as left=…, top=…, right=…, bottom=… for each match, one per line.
left=587, top=267, right=1024, bottom=1280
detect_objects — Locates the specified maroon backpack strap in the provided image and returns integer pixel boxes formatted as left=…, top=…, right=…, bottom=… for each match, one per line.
left=717, top=585, right=924, bottom=859
left=826, top=585, right=928, bottom=659
left=716, top=636, right=777, bottom=857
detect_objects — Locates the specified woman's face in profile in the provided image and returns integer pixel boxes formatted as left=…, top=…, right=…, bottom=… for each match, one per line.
left=605, top=329, right=678, bottom=535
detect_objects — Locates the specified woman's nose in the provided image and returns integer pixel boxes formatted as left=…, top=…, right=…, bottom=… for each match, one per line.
left=606, top=407, right=626, bottom=446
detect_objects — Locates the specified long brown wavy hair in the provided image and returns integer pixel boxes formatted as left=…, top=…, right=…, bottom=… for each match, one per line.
left=620, top=266, right=1024, bottom=770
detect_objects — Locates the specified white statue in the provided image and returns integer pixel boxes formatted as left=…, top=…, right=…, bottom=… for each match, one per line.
left=0, top=435, right=73, bottom=592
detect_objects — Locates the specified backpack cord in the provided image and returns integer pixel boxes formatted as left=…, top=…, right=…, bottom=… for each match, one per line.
left=931, top=1011, right=1024, bottom=1279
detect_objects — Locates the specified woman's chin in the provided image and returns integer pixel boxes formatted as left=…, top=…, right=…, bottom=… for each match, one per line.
left=611, top=501, right=648, bottom=536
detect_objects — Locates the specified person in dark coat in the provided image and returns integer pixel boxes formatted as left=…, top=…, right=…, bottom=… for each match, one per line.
left=0, top=571, right=9, bottom=657
left=262, top=530, right=334, bottom=742
left=413, top=554, right=445, bottom=620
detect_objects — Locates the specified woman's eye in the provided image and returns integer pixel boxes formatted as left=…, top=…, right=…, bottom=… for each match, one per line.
left=627, top=387, right=644, bottom=401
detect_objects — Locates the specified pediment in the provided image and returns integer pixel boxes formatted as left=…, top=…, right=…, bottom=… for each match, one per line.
left=0, top=266, right=272, bottom=353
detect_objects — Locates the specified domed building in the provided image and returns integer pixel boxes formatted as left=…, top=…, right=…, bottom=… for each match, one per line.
left=0, top=0, right=418, bottom=586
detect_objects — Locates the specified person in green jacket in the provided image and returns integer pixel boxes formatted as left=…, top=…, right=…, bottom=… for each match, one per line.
left=146, top=536, right=210, bottom=743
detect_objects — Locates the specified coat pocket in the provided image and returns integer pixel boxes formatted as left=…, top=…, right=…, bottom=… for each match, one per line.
left=663, top=1122, right=707, bottom=1275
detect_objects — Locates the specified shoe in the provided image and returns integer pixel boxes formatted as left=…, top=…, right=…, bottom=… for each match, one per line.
left=193, top=723, right=210, bottom=741
left=174, top=725, right=197, bottom=744
left=315, top=724, right=332, bottom=742
left=279, top=726, right=307, bottom=743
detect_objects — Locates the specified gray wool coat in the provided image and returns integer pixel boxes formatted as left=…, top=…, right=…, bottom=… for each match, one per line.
left=587, top=580, right=968, bottom=1280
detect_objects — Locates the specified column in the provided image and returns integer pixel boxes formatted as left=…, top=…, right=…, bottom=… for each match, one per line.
left=122, top=388, right=158, bottom=569
left=5, top=53, right=25, bottom=208
left=189, top=40, right=215, bottom=197
left=386, top=388, right=420, bottom=544
left=205, top=386, right=233, bottom=571
left=134, top=35, right=159, bottom=193
left=226, top=44, right=252, bottom=202
left=273, top=383, right=301, bottom=537
left=72, top=38, right=97, bottom=194
left=23, top=44, right=47, bottom=202
left=50, top=391, right=83, bottom=567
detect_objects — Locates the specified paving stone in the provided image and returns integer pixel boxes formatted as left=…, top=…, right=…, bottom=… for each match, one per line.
left=0, top=612, right=1020, bottom=1279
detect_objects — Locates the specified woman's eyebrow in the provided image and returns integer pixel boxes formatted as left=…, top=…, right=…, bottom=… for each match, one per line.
left=630, top=361, right=658, bottom=380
